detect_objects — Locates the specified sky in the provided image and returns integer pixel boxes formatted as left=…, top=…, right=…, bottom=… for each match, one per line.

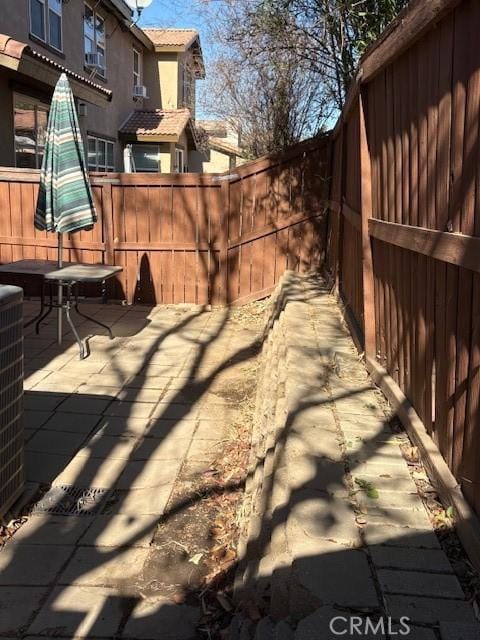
left=137, top=0, right=218, bottom=118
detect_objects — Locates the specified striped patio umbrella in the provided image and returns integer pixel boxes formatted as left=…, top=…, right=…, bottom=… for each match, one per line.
left=34, top=73, right=97, bottom=343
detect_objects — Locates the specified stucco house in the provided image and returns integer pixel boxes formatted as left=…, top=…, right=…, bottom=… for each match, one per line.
left=119, top=28, right=204, bottom=172
left=0, top=1, right=204, bottom=173
left=190, top=119, right=245, bottom=173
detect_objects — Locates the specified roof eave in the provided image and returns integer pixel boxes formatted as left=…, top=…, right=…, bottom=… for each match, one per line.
left=0, top=41, right=112, bottom=105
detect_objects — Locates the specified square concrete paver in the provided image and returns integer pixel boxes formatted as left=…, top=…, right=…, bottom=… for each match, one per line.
left=41, top=412, right=102, bottom=434
left=58, top=395, right=114, bottom=415
left=77, top=433, right=139, bottom=460
left=24, top=410, right=55, bottom=430
left=144, top=418, right=197, bottom=440
left=53, top=454, right=127, bottom=488
left=0, top=544, right=73, bottom=585
left=385, top=594, right=477, bottom=624
left=102, top=486, right=173, bottom=516
left=115, top=458, right=181, bottom=490
left=369, top=546, right=454, bottom=573
left=25, top=451, right=71, bottom=485
left=0, top=586, right=46, bottom=635
left=57, top=546, right=150, bottom=587
left=131, top=436, right=194, bottom=461
left=24, top=392, right=69, bottom=412
left=28, top=585, right=128, bottom=638
left=377, top=569, right=464, bottom=598
left=26, top=429, right=88, bottom=456
left=78, top=514, right=157, bottom=548
left=95, top=416, right=149, bottom=437
left=291, top=547, right=379, bottom=609
left=8, top=515, right=91, bottom=546
left=103, top=400, right=156, bottom=419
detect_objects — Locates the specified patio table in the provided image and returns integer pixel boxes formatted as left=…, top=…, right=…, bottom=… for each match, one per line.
left=0, top=259, right=122, bottom=359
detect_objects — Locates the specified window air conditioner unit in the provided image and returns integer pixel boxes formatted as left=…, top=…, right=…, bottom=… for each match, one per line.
left=133, top=85, right=148, bottom=99
left=85, top=52, right=104, bottom=69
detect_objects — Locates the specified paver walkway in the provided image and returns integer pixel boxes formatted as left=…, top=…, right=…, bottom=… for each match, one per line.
left=235, top=273, right=480, bottom=640
left=1, top=301, right=263, bottom=639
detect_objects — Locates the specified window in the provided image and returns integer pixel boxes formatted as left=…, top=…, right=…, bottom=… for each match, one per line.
left=84, top=4, right=106, bottom=77
left=175, top=148, right=185, bottom=173
left=133, top=49, right=141, bottom=87
left=29, top=0, right=63, bottom=51
left=87, top=135, right=115, bottom=172
left=14, top=95, right=49, bottom=169
left=131, top=145, right=161, bottom=172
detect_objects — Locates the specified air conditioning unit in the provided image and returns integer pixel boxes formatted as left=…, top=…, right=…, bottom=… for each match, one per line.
left=0, top=285, right=24, bottom=518
left=85, top=52, right=104, bottom=70
left=133, top=85, right=148, bottom=99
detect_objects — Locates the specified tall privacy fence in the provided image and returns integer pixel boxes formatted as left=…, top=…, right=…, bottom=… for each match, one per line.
left=0, top=137, right=330, bottom=306
left=325, top=0, right=480, bottom=550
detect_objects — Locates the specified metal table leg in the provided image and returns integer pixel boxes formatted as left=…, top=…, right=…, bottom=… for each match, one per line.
left=34, top=282, right=54, bottom=334
left=73, top=283, right=114, bottom=339
left=64, top=282, right=86, bottom=360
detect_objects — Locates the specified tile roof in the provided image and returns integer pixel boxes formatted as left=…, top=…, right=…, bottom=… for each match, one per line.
left=119, top=109, right=191, bottom=137
left=0, top=35, right=112, bottom=99
left=143, top=29, right=199, bottom=49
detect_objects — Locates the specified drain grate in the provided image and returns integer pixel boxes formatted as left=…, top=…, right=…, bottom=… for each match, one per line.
left=31, top=485, right=111, bottom=516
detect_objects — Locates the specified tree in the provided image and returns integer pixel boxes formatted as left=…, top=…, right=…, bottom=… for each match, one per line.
left=201, top=0, right=331, bottom=157
left=201, top=0, right=408, bottom=155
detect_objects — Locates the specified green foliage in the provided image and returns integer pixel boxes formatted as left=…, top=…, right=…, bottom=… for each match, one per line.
left=355, top=477, right=380, bottom=500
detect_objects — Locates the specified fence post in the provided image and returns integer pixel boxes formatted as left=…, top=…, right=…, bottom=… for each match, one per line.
left=359, top=88, right=376, bottom=356
left=220, top=179, right=230, bottom=305
left=102, top=182, right=115, bottom=267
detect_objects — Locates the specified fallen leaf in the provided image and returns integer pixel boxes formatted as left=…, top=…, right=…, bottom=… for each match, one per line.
left=189, top=552, right=204, bottom=565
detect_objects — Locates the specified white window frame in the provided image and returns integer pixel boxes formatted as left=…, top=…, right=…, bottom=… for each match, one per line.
left=87, top=135, right=115, bottom=172
left=29, top=0, right=63, bottom=52
left=175, top=148, right=185, bottom=173
left=13, top=93, right=50, bottom=169
left=133, top=48, right=142, bottom=88
left=84, top=3, right=106, bottom=77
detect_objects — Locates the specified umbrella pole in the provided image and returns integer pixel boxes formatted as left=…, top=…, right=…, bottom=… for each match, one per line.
left=57, top=232, right=63, bottom=345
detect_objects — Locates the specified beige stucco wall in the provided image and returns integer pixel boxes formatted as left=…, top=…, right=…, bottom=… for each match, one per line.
left=0, top=0, right=151, bottom=169
left=143, top=52, right=178, bottom=110
left=189, top=147, right=244, bottom=174
left=143, top=50, right=196, bottom=115
left=159, top=142, right=172, bottom=173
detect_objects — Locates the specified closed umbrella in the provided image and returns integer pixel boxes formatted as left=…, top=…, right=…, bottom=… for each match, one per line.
left=34, top=73, right=97, bottom=345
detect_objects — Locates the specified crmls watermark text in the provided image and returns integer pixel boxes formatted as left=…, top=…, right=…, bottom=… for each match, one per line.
left=329, top=616, right=411, bottom=636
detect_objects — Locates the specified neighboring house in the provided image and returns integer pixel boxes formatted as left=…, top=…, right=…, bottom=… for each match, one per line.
left=190, top=119, right=245, bottom=173
left=120, top=28, right=204, bottom=172
left=0, top=2, right=204, bottom=173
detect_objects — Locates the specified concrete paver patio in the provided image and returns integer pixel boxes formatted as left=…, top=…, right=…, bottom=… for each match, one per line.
left=3, top=285, right=480, bottom=640
left=1, top=299, right=262, bottom=639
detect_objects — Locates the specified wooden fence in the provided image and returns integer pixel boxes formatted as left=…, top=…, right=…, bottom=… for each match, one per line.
left=326, top=0, right=480, bottom=552
left=0, top=137, right=330, bottom=305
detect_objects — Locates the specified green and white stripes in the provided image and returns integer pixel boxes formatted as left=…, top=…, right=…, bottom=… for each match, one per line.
left=35, top=73, right=97, bottom=234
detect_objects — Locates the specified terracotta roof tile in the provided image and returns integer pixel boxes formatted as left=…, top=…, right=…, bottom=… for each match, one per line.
left=119, top=109, right=191, bottom=137
left=143, top=28, right=199, bottom=49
